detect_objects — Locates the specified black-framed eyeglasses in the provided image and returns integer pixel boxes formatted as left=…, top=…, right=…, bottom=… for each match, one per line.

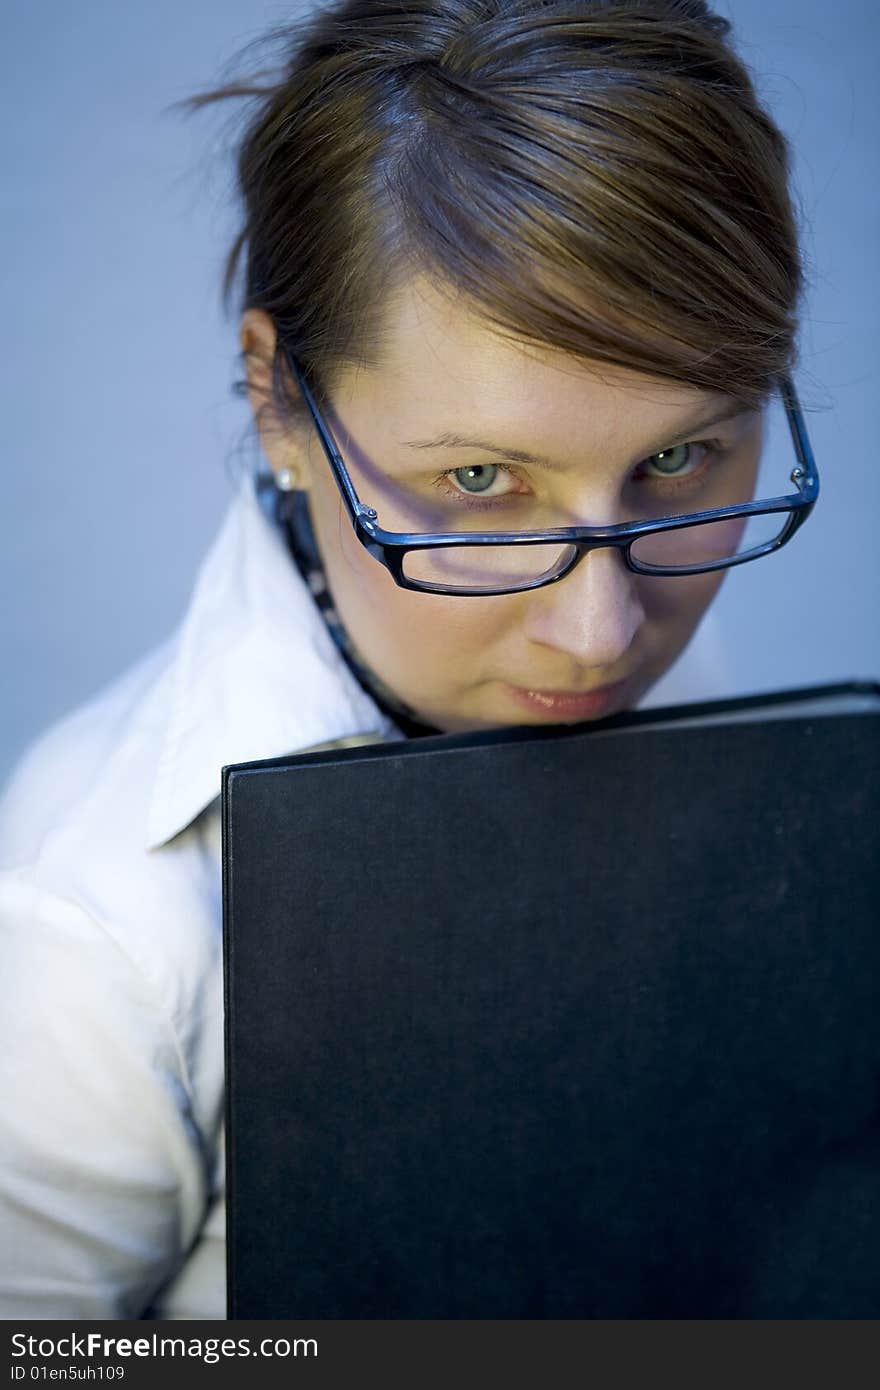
left=282, top=347, right=819, bottom=597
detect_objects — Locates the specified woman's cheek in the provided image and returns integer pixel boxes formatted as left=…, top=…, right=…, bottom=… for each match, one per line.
left=639, top=569, right=724, bottom=624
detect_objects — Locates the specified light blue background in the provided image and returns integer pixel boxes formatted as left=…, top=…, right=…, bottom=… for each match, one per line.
left=2, top=1, right=878, bottom=785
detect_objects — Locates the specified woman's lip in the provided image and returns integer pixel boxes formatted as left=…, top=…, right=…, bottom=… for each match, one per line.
left=504, top=680, right=627, bottom=721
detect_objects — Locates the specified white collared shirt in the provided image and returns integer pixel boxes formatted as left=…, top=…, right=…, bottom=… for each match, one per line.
left=0, top=470, right=730, bottom=1319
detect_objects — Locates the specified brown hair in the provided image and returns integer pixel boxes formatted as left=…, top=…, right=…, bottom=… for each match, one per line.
left=184, top=0, right=805, bottom=418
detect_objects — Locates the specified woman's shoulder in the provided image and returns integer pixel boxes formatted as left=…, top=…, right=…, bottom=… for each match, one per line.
left=0, top=462, right=392, bottom=1002
left=0, top=624, right=227, bottom=1036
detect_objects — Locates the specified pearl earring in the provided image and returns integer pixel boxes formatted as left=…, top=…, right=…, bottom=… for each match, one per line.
left=275, top=468, right=297, bottom=492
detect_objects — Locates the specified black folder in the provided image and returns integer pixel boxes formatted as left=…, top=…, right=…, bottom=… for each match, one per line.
left=222, top=680, right=880, bottom=1319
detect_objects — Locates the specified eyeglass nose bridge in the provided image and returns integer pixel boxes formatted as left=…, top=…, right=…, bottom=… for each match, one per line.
left=538, top=535, right=633, bottom=588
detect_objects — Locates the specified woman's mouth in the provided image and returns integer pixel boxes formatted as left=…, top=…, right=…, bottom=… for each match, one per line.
left=503, top=680, right=628, bottom=722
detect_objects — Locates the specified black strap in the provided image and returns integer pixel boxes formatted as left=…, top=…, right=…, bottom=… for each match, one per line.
left=260, top=473, right=442, bottom=739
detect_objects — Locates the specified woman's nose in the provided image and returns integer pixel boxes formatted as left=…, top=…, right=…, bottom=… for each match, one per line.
left=520, top=545, right=646, bottom=669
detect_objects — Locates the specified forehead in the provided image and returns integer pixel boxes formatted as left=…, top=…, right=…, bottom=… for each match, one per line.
left=335, top=273, right=734, bottom=451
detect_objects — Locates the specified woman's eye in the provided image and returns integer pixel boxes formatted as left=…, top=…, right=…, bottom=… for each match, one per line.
left=449, top=464, right=505, bottom=495
left=643, top=442, right=704, bottom=479
left=431, top=461, right=528, bottom=508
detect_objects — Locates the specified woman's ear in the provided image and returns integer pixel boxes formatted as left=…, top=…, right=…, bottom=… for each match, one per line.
left=239, top=308, right=312, bottom=490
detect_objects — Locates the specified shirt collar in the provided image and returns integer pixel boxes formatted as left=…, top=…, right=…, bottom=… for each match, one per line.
left=145, top=471, right=398, bottom=850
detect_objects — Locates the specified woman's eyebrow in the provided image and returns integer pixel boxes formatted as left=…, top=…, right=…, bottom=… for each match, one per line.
left=399, top=400, right=753, bottom=469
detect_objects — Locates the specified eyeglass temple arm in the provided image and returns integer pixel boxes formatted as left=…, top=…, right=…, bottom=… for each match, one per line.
left=779, top=373, right=819, bottom=498
left=284, top=351, right=377, bottom=527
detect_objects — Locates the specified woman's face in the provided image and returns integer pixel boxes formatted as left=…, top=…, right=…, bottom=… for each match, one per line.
left=244, top=277, right=762, bottom=732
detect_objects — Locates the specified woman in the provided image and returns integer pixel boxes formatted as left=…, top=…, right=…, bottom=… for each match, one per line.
left=0, top=0, right=814, bottom=1318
